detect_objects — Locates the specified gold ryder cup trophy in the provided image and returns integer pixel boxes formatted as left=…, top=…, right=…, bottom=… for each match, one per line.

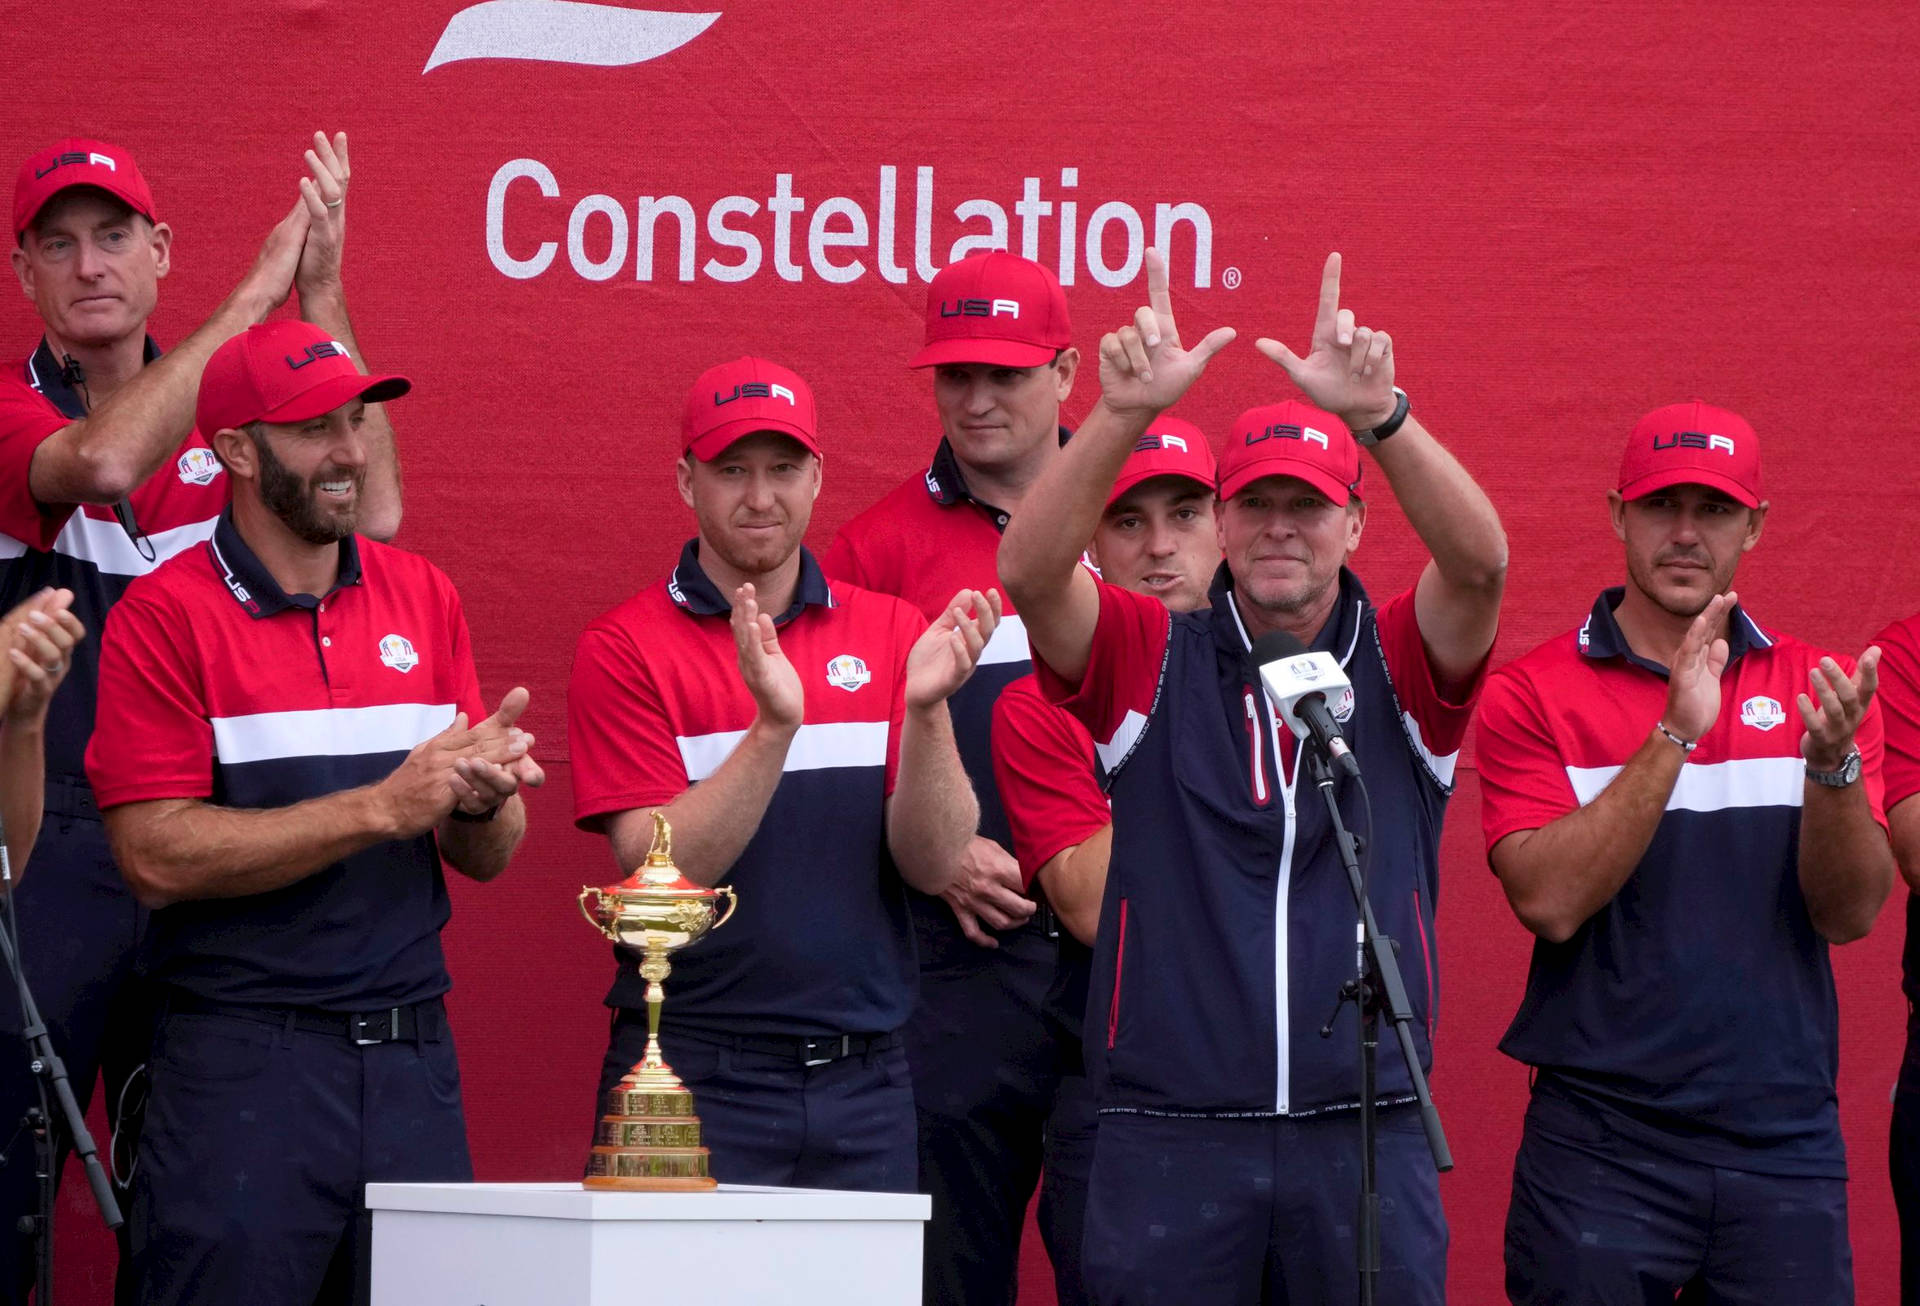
left=578, top=813, right=737, bottom=1190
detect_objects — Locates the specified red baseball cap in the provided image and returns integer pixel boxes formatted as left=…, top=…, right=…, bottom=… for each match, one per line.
left=1108, top=416, right=1217, bottom=506
left=1616, top=400, right=1761, bottom=508
left=197, top=320, right=410, bottom=437
left=910, top=250, right=1072, bottom=369
left=1218, top=400, right=1361, bottom=503
left=682, top=357, right=820, bottom=461
left=13, top=139, right=156, bottom=240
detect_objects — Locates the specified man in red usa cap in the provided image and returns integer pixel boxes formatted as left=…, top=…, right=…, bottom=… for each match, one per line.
left=84, top=320, right=538, bottom=1306
left=989, top=415, right=1221, bottom=1306
left=1477, top=400, right=1892, bottom=1303
left=1001, top=248, right=1506, bottom=1304
left=826, top=248, right=1084, bottom=1305
left=0, top=130, right=403, bottom=1304
left=568, top=357, right=994, bottom=1194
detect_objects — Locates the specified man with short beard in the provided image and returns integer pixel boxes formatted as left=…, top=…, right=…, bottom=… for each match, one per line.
left=568, top=357, right=990, bottom=1191
left=0, top=132, right=401, bottom=1301
left=83, top=320, right=536, bottom=1306
left=1477, top=402, right=1893, bottom=1304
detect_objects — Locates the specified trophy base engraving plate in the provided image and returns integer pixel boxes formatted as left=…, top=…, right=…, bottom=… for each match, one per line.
left=584, top=1143, right=717, bottom=1191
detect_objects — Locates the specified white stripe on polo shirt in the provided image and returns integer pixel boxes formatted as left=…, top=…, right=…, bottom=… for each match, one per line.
left=677, top=719, right=889, bottom=783
left=212, top=702, right=458, bottom=765
left=51, top=511, right=219, bottom=576
left=1094, top=709, right=1150, bottom=775
left=977, top=613, right=1031, bottom=667
left=1566, top=755, right=1805, bottom=812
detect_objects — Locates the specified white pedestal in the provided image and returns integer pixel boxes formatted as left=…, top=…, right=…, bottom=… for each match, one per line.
left=366, top=1181, right=930, bottom=1306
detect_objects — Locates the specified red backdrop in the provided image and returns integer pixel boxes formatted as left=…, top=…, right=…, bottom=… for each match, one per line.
left=8, top=2, right=1920, bottom=1300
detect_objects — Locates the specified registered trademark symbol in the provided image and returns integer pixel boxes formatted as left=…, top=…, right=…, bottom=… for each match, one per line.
left=1222, top=267, right=1242, bottom=290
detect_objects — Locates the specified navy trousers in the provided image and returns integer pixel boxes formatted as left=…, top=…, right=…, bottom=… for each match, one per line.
left=0, top=806, right=149, bottom=1306
left=1505, top=1097, right=1851, bottom=1305
left=597, top=1012, right=917, bottom=1192
left=906, top=903, right=1062, bottom=1306
left=130, top=1002, right=472, bottom=1306
left=1039, top=1068, right=1098, bottom=1306
left=1082, top=1108, right=1447, bottom=1306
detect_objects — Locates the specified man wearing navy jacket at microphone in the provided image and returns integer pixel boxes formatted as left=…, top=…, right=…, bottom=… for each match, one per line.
left=999, top=250, right=1507, bottom=1305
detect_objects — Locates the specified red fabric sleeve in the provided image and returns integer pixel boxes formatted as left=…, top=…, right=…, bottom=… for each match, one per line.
left=992, top=678, right=1109, bottom=888
left=85, top=584, right=214, bottom=807
left=566, top=622, right=690, bottom=826
left=1032, top=581, right=1170, bottom=753
left=0, top=384, right=75, bottom=548
left=1473, top=664, right=1577, bottom=855
left=1373, top=587, right=1489, bottom=759
left=1872, top=616, right=1920, bottom=808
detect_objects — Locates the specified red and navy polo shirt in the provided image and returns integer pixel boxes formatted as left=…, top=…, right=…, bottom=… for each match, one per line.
left=992, top=675, right=1108, bottom=892
left=1478, top=589, right=1888, bottom=1177
left=1867, top=612, right=1920, bottom=1091
left=568, top=540, right=926, bottom=1038
left=1037, top=567, right=1479, bottom=1116
left=0, top=336, right=227, bottom=784
left=825, top=433, right=1065, bottom=855
left=84, top=509, right=485, bottom=1010
left=992, top=673, right=1111, bottom=1065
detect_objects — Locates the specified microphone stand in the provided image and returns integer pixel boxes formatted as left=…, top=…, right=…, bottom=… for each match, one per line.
left=1307, top=748, right=1451, bottom=1306
left=0, top=817, right=123, bottom=1306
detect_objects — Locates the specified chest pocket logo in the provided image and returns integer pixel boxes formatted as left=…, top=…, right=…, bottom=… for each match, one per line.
left=177, top=447, right=223, bottom=486
left=1739, top=695, right=1785, bottom=731
left=379, top=633, right=420, bottom=674
left=826, top=654, right=870, bottom=692
left=1331, top=685, right=1356, bottom=723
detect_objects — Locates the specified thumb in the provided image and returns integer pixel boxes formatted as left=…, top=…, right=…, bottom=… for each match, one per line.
left=1706, top=638, right=1730, bottom=680
left=488, top=685, right=530, bottom=728
left=1188, top=325, right=1237, bottom=368
left=1254, top=336, right=1304, bottom=378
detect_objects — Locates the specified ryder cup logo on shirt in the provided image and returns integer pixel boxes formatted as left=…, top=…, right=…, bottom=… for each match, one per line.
left=379, top=633, right=420, bottom=674
left=826, top=654, right=871, bottom=692
left=1740, top=695, right=1786, bottom=732
left=176, top=447, right=223, bottom=486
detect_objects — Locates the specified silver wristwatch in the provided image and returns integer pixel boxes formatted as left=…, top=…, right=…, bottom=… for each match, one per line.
left=1806, top=749, right=1862, bottom=788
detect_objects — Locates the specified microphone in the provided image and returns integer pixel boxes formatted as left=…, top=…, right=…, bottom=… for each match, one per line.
left=1249, top=630, right=1360, bottom=779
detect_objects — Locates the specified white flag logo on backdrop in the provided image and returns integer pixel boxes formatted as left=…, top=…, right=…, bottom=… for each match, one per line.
left=424, top=1, right=719, bottom=73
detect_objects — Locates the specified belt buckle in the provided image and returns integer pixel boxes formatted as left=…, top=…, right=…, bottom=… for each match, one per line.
left=801, top=1035, right=849, bottom=1067
left=351, top=1008, right=402, bottom=1045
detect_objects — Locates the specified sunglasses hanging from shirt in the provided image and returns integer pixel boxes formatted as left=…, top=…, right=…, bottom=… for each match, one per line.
left=59, top=352, right=156, bottom=564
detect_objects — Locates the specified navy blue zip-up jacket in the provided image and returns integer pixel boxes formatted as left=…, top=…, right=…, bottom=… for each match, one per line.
left=1039, top=568, right=1484, bottom=1116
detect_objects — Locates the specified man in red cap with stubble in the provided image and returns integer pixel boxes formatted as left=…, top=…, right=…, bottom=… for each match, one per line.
left=87, top=319, right=537, bottom=1305
left=569, top=357, right=993, bottom=1194
left=0, top=131, right=403, bottom=1302
left=826, top=250, right=1083, bottom=1305
left=1478, top=401, right=1892, bottom=1303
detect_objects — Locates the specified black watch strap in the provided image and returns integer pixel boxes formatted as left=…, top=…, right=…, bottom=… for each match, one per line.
left=1355, top=387, right=1410, bottom=447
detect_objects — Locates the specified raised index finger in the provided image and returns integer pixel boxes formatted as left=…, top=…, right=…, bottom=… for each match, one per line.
left=1313, top=252, right=1343, bottom=342
left=1145, top=247, right=1173, bottom=329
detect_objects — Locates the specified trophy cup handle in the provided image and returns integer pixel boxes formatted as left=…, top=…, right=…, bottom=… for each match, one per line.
left=577, top=887, right=613, bottom=938
left=712, top=885, right=738, bottom=930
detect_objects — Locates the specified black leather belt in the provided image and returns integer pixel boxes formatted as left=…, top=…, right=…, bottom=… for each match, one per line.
left=671, top=1027, right=897, bottom=1068
left=167, top=995, right=445, bottom=1045
left=44, top=775, right=101, bottom=823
